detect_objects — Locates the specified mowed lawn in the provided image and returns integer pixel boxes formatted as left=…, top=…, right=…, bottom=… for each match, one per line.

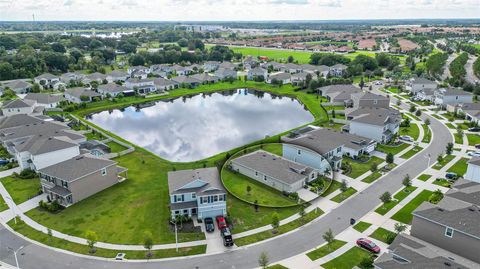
left=0, top=176, right=41, bottom=205
left=376, top=143, right=410, bottom=155
left=222, top=168, right=298, bottom=207
left=106, top=141, right=128, bottom=153
left=321, top=246, right=373, bottom=269
left=399, top=123, right=420, bottom=140
left=446, top=158, right=469, bottom=176
left=467, top=134, right=480, bottom=146
left=346, top=156, right=384, bottom=179
left=391, top=190, right=433, bottom=224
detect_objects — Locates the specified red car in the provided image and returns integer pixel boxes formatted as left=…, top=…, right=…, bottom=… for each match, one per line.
left=216, top=216, right=227, bottom=230
left=356, top=238, right=381, bottom=253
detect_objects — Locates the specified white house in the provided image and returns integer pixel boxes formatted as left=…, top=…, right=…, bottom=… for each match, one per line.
left=106, top=70, right=129, bottom=83
left=14, top=135, right=80, bottom=171
left=464, top=157, right=480, bottom=183
left=127, top=66, right=150, bottom=76
left=34, top=73, right=61, bottom=89
left=247, top=67, right=268, bottom=81
left=97, top=83, right=132, bottom=97
left=24, top=93, right=64, bottom=108
left=267, top=72, right=291, bottom=84
left=203, top=61, right=220, bottom=72
left=346, top=107, right=402, bottom=143
left=407, top=77, right=437, bottom=94
left=167, top=167, right=227, bottom=220
left=329, top=64, right=348, bottom=77
left=124, top=78, right=156, bottom=95
left=153, top=78, right=179, bottom=91
left=1, top=80, right=32, bottom=94
left=434, top=88, right=473, bottom=107
left=1, top=99, right=35, bottom=116
left=456, top=103, right=480, bottom=123
left=231, top=150, right=318, bottom=193
left=215, top=68, right=237, bottom=80
left=64, top=88, right=102, bottom=103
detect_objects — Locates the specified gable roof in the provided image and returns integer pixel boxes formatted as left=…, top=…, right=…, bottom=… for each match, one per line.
left=98, top=83, right=129, bottom=94
left=0, top=114, right=43, bottom=130
left=154, top=78, right=179, bottom=87
left=24, top=93, right=64, bottom=104
left=3, top=80, right=32, bottom=89
left=2, top=99, right=35, bottom=109
left=412, top=77, right=437, bottom=85
left=35, top=73, right=59, bottom=80
left=38, top=154, right=117, bottom=182
left=15, top=135, right=78, bottom=155
left=348, top=107, right=401, bottom=126
left=167, top=167, right=224, bottom=195
left=65, top=88, right=101, bottom=99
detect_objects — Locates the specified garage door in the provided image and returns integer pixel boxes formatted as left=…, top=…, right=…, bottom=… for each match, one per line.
left=199, top=209, right=224, bottom=220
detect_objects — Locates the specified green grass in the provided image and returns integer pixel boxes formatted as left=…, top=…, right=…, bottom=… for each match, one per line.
left=405, top=112, right=421, bottom=122
left=361, top=171, right=382, bottom=183
left=320, top=180, right=341, bottom=197
left=0, top=176, right=41, bottom=205
left=400, top=146, right=423, bottom=159
left=7, top=219, right=206, bottom=259
left=422, top=124, right=432, bottom=143
left=306, top=240, right=347, bottom=261
left=345, top=156, right=384, bottom=179
left=222, top=168, right=299, bottom=207
left=391, top=190, right=433, bottom=224
left=369, top=227, right=396, bottom=244
left=0, top=195, right=8, bottom=212
left=321, top=247, right=373, bottom=269
left=85, top=131, right=105, bottom=141
left=234, top=209, right=324, bottom=246
left=399, top=124, right=420, bottom=140
left=262, top=143, right=283, bottom=156
left=446, top=158, right=468, bottom=176
left=106, top=141, right=128, bottom=153
left=376, top=143, right=410, bottom=155
left=467, top=134, right=480, bottom=146
left=375, top=186, right=417, bottom=215
left=324, top=105, right=345, bottom=111
left=445, top=123, right=455, bottom=129
left=433, top=178, right=451, bottom=188
left=432, top=154, right=455, bottom=170
left=330, top=187, right=357, bottom=203
left=266, top=265, right=289, bottom=269
left=417, top=174, right=432, bottom=182
left=432, top=114, right=444, bottom=120
left=353, top=221, right=372, bottom=233
left=454, top=134, right=464, bottom=145
left=387, top=87, right=399, bottom=94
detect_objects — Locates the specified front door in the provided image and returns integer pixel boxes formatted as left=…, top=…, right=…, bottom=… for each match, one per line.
left=191, top=208, right=197, bottom=215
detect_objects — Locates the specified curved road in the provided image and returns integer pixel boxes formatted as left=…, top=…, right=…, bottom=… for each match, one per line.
left=0, top=107, right=452, bottom=269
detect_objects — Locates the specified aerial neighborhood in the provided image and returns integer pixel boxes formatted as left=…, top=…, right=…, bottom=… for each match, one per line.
left=0, top=17, right=480, bottom=269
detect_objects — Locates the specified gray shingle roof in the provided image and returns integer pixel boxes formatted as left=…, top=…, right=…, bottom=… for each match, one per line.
left=15, top=135, right=78, bottom=155
left=3, top=80, right=32, bottom=90
left=468, top=156, right=480, bottom=166
left=413, top=179, right=480, bottom=238
left=154, top=78, right=178, bottom=87
left=98, top=83, right=129, bottom=94
left=24, top=93, right=64, bottom=104
left=167, top=167, right=224, bottom=195
left=348, top=107, right=401, bottom=126
left=65, top=88, right=101, bottom=99
left=2, top=99, right=34, bottom=109
left=269, top=72, right=291, bottom=80
left=412, top=77, right=437, bottom=85
left=35, top=73, right=59, bottom=80
left=39, top=154, right=117, bottom=182
left=0, top=114, right=43, bottom=130
left=172, top=76, right=201, bottom=84
left=191, top=73, right=219, bottom=83
left=0, top=121, right=83, bottom=143
left=374, top=234, right=475, bottom=269
left=231, top=150, right=309, bottom=185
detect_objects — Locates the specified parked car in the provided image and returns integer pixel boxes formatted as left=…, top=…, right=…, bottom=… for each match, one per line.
left=469, top=127, right=480, bottom=132
left=0, top=159, right=9, bottom=165
left=204, top=217, right=215, bottom=233
left=216, top=216, right=227, bottom=230
left=476, top=144, right=480, bottom=149
left=399, top=135, right=414, bottom=142
left=115, top=253, right=126, bottom=260
left=221, top=228, right=234, bottom=247
left=356, top=238, right=380, bottom=253
left=467, top=151, right=480, bottom=157
left=445, top=172, right=458, bottom=180
left=375, top=81, right=383, bottom=85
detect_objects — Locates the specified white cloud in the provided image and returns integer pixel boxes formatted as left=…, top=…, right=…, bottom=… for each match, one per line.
left=1, top=0, right=478, bottom=21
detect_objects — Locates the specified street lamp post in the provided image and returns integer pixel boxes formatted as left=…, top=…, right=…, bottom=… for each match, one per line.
left=425, top=154, right=431, bottom=168
left=7, top=245, right=24, bottom=269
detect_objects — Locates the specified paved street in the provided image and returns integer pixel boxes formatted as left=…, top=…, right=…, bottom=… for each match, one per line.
left=0, top=101, right=452, bottom=269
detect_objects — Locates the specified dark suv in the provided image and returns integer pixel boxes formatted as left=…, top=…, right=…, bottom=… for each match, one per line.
left=204, top=217, right=215, bottom=233
left=221, top=228, right=234, bottom=247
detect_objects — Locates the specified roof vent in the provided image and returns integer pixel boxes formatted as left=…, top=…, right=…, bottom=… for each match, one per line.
left=75, top=156, right=84, bottom=160
left=468, top=208, right=475, bottom=212
left=438, top=208, right=444, bottom=212
left=444, top=262, right=451, bottom=267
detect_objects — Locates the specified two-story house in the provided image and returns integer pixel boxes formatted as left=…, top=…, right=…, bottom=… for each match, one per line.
left=1, top=99, right=36, bottom=116
left=317, top=84, right=362, bottom=106
left=434, top=88, right=473, bottom=107
left=410, top=179, right=480, bottom=264
left=345, top=107, right=402, bottom=143
left=407, top=77, right=438, bottom=94
left=34, top=73, right=61, bottom=89
left=350, top=92, right=390, bottom=109
left=167, top=167, right=226, bottom=220
left=247, top=67, right=268, bottom=81
left=124, top=78, right=157, bottom=95
left=464, top=156, right=480, bottom=183
left=38, top=154, right=126, bottom=207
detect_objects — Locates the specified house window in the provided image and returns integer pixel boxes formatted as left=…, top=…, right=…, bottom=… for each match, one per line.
left=337, top=147, right=342, bottom=153
left=61, top=180, right=68, bottom=189
left=219, top=195, right=224, bottom=201
left=177, top=195, right=183, bottom=202
left=374, top=100, right=378, bottom=105
left=101, top=168, right=107, bottom=176
left=174, top=210, right=179, bottom=215
left=255, top=171, right=258, bottom=176
left=445, top=227, right=454, bottom=238
left=192, top=193, right=196, bottom=199
left=202, top=197, right=208, bottom=204
left=297, top=150, right=301, bottom=155
left=213, top=196, right=218, bottom=202
left=264, top=175, right=267, bottom=181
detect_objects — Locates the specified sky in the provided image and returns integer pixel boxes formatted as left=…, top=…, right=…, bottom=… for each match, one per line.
left=0, top=0, right=479, bottom=21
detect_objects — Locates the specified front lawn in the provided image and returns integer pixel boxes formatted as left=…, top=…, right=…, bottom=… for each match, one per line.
left=454, top=133, right=463, bottom=145
left=391, top=190, right=433, bottom=224
left=433, top=178, right=451, bottom=188
left=467, top=134, right=480, bottom=146
left=432, top=155, right=455, bottom=170
left=321, top=247, right=373, bottom=269
left=417, top=174, right=432, bottom=182
left=399, top=124, right=420, bottom=140
left=0, top=176, right=41, bottom=205
left=345, top=156, right=384, bottom=179
left=369, top=227, right=396, bottom=244
left=353, top=221, right=372, bottom=233
left=375, top=186, right=417, bottom=215
left=361, top=171, right=382, bottom=183
left=320, top=180, right=341, bottom=197
left=234, top=209, right=324, bottom=246
left=400, top=146, right=423, bottom=159
left=376, top=143, right=410, bottom=155
left=446, top=158, right=468, bottom=176
left=221, top=168, right=299, bottom=207
left=306, top=239, right=347, bottom=261
left=330, top=187, right=357, bottom=203
left=0, top=195, right=8, bottom=212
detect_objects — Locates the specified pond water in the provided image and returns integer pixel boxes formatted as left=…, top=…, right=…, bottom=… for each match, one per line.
left=88, top=89, right=314, bottom=162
